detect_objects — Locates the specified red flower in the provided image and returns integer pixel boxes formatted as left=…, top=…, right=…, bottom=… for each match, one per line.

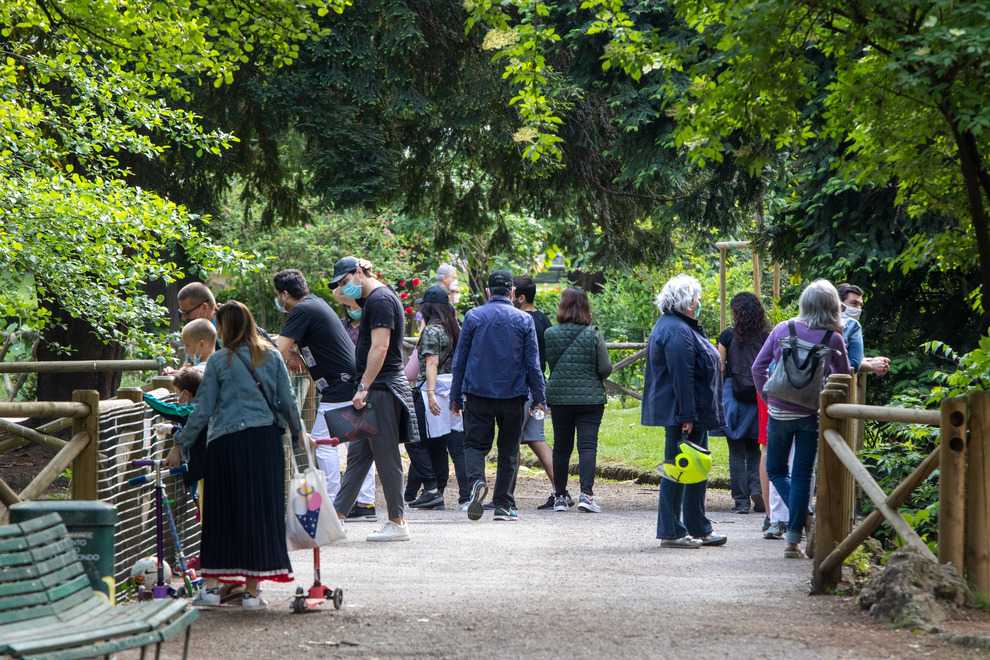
left=398, top=279, right=406, bottom=288
left=404, top=306, right=414, bottom=315
left=410, top=277, right=421, bottom=287
left=400, top=291, right=409, bottom=300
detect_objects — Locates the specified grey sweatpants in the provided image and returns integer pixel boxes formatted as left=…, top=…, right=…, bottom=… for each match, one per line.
left=333, top=388, right=406, bottom=521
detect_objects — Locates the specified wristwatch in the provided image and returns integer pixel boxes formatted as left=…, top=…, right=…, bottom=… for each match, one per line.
left=357, top=383, right=368, bottom=393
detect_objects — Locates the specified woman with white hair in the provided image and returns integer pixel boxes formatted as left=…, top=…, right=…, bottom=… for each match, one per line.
left=751, top=279, right=850, bottom=559
left=642, top=274, right=726, bottom=549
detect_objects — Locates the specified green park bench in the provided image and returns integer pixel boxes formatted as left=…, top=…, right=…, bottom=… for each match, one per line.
left=0, top=513, right=197, bottom=660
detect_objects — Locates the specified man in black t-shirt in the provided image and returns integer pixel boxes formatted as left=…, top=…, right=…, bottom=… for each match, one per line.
left=512, top=275, right=558, bottom=509
left=330, top=256, right=412, bottom=542
left=273, top=269, right=377, bottom=520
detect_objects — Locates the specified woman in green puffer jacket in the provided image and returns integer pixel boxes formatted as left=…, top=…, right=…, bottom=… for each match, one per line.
left=544, top=288, right=612, bottom=513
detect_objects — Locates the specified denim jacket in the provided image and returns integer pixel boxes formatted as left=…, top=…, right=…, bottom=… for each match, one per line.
left=175, top=345, right=302, bottom=449
left=450, top=297, right=546, bottom=405
left=641, top=312, right=723, bottom=430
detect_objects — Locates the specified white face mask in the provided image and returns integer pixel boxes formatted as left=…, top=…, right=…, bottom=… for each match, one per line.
left=843, top=305, right=862, bottom=321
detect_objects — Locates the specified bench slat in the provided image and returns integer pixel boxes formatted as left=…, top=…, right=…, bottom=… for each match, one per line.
left=23, top=629, right=162, bottom=660
left=28, top=538, right=77, bottom=564
left=0, top=538, right=28, bottom=553
left=44, top=575, right=90, bottom=605
left=0, top=591, right=49, bottom=612
left=15, top=515, right=63, bottom=535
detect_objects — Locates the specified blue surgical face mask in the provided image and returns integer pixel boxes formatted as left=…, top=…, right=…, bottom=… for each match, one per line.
left=347, top=307, right=363, bottom=321
left=274, top=295, right=286, bottom=314
left=341, top=280, right=362, bottom=299
left=695, top=300, right=702, bottom=317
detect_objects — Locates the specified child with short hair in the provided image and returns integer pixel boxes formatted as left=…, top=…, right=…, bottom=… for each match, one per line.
left=181, top=318, right=217, bottom=369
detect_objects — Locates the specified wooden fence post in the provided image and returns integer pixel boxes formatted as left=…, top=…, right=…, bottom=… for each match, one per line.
left=965, top=392, right=990, bottom=596
left=812, top=375, right=851, bottom=593
left=938, top=396, right=968, bottom=573
left=71, top=390, right=100, bottom=500
left=719, top=247, right=727, bottom=332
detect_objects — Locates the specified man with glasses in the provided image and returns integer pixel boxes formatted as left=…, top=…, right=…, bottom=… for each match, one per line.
left=177, top=282, right=218, bottom=322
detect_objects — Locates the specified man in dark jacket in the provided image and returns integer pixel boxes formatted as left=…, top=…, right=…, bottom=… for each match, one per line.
left=450, top=270, right=546, bottom=522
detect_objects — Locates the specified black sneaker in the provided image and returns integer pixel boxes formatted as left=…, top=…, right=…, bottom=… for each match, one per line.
left=493, top=506, right=518, bottom=521
left=409, top=489, right=444, bottom=509
left=404, top=491, right=419, bottom=504
left=467, top=481, right=488, bottom=521
left=536, top=494, right=555, bottom=510
left=346, top=504, right=377, bottom=521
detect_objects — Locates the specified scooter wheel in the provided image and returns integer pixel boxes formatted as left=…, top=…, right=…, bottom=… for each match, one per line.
left=332, top=588, right=343, bottom=610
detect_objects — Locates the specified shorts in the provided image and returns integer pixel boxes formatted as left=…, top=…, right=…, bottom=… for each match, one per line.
left=521, top=398, right=545, bottom=444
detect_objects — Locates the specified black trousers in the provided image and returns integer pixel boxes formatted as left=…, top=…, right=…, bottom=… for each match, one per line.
left=550, top=404, right=605, bottom=496
left=463, top=394, right=526, bottom=508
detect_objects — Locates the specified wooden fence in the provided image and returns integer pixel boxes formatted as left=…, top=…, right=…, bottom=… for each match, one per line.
left=812, top=373, right=990, bottom=598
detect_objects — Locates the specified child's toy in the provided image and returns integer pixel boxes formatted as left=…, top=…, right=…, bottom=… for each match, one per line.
left=290, top=437, right=345, bottom=614
left=131, top=556, right=172, bottom=586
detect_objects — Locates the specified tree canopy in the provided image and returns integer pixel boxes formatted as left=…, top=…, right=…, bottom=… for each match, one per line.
left=0, top=0, right=349, bottom=352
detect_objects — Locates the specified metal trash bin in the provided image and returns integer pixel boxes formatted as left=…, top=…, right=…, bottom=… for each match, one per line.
left=11, top=500, right=118, bottom=603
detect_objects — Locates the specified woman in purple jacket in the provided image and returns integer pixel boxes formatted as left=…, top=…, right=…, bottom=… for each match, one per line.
left=751, top=280, right=851, bottom=559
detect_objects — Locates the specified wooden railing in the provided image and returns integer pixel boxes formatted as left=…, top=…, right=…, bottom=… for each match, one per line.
left=0, top=360, right=163, bottom=522
left=812, top=373, right=990, bottom=598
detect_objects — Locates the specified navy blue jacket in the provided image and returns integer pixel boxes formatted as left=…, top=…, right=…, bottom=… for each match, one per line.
left=641, top=312, right=723, bottom=430
left=450, top=297, right=546, bottom=405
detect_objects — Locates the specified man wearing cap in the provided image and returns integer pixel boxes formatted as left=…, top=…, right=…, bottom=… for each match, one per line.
left=330, top=256, right=419, bottom=542
left=450, top=269, right=547, bottom=522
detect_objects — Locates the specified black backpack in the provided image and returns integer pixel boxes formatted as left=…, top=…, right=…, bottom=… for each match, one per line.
left=727, top=333, right=765, bottom=403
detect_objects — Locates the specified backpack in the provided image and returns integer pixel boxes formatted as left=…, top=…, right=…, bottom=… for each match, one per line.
left=763, top=321, right=835, bottom=410
left=727, top=333, right=763, bottom=403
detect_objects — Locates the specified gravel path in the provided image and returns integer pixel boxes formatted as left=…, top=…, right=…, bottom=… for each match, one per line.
left=147, top=475, right=984, bottom=659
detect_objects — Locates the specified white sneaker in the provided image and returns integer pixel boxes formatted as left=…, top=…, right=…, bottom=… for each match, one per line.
left=367, top=521, right=410, bottom=542
left=457, top=502, right=470, bottom=512
left=577, top=494, right=601, bottom=513
left=191, top=588, right=221, bottom=607
left=241, top=593, right=268, bottom=610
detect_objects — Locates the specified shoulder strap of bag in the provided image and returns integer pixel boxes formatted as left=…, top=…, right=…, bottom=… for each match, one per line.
left=233, top=349, right=279, bottom=425
left=548, top=325, right=594, bottom=371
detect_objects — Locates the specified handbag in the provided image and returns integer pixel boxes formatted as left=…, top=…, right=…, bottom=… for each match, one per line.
left=323, top=401, right=380, bottom=444
left=286, top=439, right=346, bottom=550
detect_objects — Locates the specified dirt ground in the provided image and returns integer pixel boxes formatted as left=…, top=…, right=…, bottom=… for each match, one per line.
left=138, top=473, right=988, bottom=659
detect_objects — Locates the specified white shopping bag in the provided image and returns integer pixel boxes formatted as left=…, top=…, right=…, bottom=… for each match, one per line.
left=286, top=439, right=346, bottom=551
left=421, top=373, right=463, bottom=438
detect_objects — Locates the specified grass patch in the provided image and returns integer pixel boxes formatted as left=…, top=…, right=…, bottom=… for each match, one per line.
left=544, top=402, right=731, bottom=483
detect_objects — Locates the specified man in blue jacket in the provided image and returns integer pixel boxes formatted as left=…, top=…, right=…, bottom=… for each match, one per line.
left=450, top=270, right=547, bottom=522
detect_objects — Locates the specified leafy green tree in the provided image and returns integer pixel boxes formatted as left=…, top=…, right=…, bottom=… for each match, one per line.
left=468, top=0, right=990, bottom=316
left=1, top=0, right=347, bottom=396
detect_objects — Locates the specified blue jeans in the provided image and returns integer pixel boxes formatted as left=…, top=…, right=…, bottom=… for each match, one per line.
left=657, top=426, right=713, bottom=540
left=765, top=415, right=819, bottom=544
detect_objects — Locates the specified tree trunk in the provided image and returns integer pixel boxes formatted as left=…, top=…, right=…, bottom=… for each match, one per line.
left=954, top=127, right=990, bottom=327
left=35, top=298, right=124, bottom=402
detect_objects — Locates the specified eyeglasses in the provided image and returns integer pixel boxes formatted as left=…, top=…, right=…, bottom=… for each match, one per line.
left=330, top=271, right=357, bottom=290
left=178, top=301, right=205, bottom=320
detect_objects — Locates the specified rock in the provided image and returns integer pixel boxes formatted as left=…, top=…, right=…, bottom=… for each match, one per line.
left=857, top=546, right=972, bottom=629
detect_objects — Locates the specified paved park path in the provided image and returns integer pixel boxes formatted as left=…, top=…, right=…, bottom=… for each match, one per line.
left=151, top=475, right=985, bottom=659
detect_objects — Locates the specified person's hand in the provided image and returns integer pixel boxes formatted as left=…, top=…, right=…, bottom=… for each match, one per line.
left=450, top=400, right=462, bottom=416
left=532, top=402, right=547, bottom=415
left=428, top=392, right=441, bottom=416
left=681, top=421, right=694, bottom=435
left=352, top=387, right=369, bottom=410
left=162, top=366, right=177, bottom=376
left=871, top=356, right=891, bottom=376
left=287, top=352, right=306, bottom=374
left=165, top=445, right=182, bottom=468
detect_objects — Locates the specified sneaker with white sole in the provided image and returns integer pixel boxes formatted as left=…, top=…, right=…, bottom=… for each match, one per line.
left=577, top=494, right=601, bottom=513
left=367, top=521, right=410, bottom=542
left=493, top=506, right=517, bottom=521
left=553, top=495, right=568, bottom=512
left=192, top=587, right=221, bottom=608
left=467, top=481, right=488, bottom=521
left=241, top=593, right=268, bottom=610
left=457, top=501, right=470, bottom=512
